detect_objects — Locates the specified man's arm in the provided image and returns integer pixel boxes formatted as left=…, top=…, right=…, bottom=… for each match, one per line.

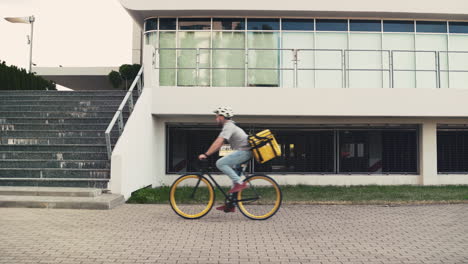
left=199, top=137, right=225, bottom=160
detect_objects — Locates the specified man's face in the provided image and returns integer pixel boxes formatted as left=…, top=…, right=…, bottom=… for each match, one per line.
left=215, top=115, right=225, bottom=126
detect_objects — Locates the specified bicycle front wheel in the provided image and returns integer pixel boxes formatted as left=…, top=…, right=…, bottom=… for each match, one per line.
left=237, top=175, right=282, bottom=220
left=169, top=174, right=215, bottom=219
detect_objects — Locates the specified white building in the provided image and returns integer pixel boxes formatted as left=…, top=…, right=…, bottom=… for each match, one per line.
left=111, top=0, right=468, bottom=198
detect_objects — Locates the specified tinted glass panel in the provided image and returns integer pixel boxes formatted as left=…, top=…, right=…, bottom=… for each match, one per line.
left=145, top=18, right=158, bottom=31
left=383, top=20, right=414, bottom=32
left=416, top=21, right=447, bottom=33
left=339, top=130, right=417, bottom=173
left=381, top=131, right=417, bottom=173
left=449, top=21, right=468, bottom=34
left=350, top=20, right=381, bottom=32
left=254, top=130, right=335, bottom=173
left=247, top=18, right=279, bottom=30
left=213, top=18, right=245, bottom=30
left=316, top=19, right=348, bottom=31
left=282, top=19, right=314, bottom=31
left=438, top=130, right=468, bottom=173
left=167, top=126, right=418, bottom=174
left=159, top=18, right=177, bottom=30
left=178, top=18, right=211, bottom=30
left=167, top=126, right=220, bottom=173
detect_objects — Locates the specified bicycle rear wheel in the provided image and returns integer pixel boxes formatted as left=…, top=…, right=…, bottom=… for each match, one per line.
left=237, top=175, right=282, bottom=220
left=169, top=174, right=215, bottom=219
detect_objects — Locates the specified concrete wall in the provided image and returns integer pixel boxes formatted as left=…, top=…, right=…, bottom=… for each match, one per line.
left=109, top=87, right=157, bottom=199
left=152, top=87, right=468, bottom=118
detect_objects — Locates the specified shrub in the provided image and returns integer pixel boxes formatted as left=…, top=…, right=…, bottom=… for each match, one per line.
left=0, top=61, right=56, bottom=90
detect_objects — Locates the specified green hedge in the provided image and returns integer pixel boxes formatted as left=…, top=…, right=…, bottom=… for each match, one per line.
left=0, top=61, right=56, bottom=90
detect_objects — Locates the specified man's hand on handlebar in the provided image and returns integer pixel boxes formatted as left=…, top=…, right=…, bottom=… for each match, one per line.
left=198, top=154, right=208, bottom=160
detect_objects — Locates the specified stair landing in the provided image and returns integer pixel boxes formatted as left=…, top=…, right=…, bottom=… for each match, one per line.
left=0, top=187, right=124, bottom=209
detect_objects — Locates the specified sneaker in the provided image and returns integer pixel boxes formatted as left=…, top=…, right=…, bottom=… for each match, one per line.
left=215, top=204, right=235, bottom=213
left=229, top=182, right=248, bottom=193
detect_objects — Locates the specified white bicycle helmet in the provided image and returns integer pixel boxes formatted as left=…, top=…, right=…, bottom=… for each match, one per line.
left=213, top=106, right=234, bottom=118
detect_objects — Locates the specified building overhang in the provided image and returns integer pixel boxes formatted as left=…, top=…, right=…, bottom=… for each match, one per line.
left=34, top=67, right=119, bottom=90
left=120, top=0, right=468, bottom=27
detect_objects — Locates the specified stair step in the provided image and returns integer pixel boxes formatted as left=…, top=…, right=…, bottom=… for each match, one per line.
left=0, top=186, right=102, bottom=197
left=0, top=130, right=119, bottom=137
left=0, top=145, right=109, bottom=152
left=0, top=168, right=110, bottom=178
left=0, top=152, right=108, bottom=160
left=0, top=193, right=124, bottom=209
left=0, top=178, right=108, bottom=188
left=0, top=118, right=128, bottom=124
left=0, top=124, right=115, bottom=130
left=0, top=95, right=138, bottom=101
left=0, top=160, right=109, bottom=169
left=0, top=106, right=129, bottom=111
left=0, top=90, right=137, bottom=96
left=0, top=137, right=117, bottom=145
left=0, top=111, right=130, bottom=118
left=0, top=100, right=124, bottom=106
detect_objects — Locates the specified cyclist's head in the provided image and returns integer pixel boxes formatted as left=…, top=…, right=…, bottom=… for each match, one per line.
left=213, top=106, right=234, bottom=119
left=213, top=106, right=234, bottom=125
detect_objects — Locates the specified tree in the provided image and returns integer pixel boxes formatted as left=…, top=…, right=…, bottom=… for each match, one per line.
left=108, top=70, right=122, bottom=89
left=108, top=64, right=141, bottom=90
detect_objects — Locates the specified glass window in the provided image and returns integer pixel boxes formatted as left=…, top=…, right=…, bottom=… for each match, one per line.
left=416, top=21, right=447, bottom=33
left=247, top=18, right=279, bottom=30
left=167, top=126, right=418, bottom=174
left=437, top=129, right=468, bottom=173
left=350, top=20, right=381, bottom=32
left=167, top=126, right=221, bottom=173
left=177, top=32, right=211, bottom=86
left=339, top=130, right=417, bottom=173
left=316, top=19, right=348, bottom=31
left=212, top=32, right=245, bottom=87
left=159, top=32, right=176, bottom=86
left=247, top=32, right=280, bottom=87
left=213, top=18, right=245, bottom=30
left=449, top=21, right=468, bottom=34
left=159, top=18, right=177, bottom=30
left=254, top=130, right=335, bottom=173
left=383, top=20, right=414, bottom=32
left=178, top=18, right=211, bottom=30
left=282, top=19, right=314, bottom=31
left=145, top=18, right=158, bottom=31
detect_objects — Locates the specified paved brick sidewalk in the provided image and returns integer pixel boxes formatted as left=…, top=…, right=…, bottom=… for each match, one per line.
left=0, top=204, right=467, bottom=264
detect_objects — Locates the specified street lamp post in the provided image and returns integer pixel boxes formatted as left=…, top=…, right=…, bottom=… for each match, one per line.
left=4, top=16, right=35, bottom=73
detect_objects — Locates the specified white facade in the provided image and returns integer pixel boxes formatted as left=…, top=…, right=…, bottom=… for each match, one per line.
left=113, top=0, right=468, bottom=198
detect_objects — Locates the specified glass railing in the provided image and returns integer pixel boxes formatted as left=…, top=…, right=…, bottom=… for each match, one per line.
left=151, top=48, right=468, bottom=88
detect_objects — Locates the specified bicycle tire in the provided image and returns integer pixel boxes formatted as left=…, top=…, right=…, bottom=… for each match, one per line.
left=237, top=174, right=282, bottom=220
left=169, top=174, right=215, bottom=219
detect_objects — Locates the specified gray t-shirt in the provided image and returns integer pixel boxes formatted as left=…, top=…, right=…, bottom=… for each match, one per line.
left=218, top=121, right=250, bottom=151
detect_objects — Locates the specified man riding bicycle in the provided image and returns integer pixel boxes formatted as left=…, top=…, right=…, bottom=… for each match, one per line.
left=198, top=106, right=252, bottom=212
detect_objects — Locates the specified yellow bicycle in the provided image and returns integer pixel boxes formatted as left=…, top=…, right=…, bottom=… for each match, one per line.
left=169, top=160, right=282, bottom=220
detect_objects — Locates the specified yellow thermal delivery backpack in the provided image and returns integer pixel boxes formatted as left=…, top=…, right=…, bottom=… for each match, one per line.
left=248, top=129, right=281, bottom=164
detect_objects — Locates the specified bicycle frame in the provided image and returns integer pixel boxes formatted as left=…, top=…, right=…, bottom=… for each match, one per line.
left=191, top=169, right=261, bottom=204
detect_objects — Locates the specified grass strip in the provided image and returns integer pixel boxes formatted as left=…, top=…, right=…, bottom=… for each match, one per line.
left=127, top=185, right=468, bottom=205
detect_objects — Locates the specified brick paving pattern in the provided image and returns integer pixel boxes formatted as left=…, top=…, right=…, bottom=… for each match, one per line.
left=0, top=204, right=467, bottom=264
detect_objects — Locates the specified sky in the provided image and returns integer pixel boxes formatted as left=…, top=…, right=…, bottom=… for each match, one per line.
left=0, top=0, right=133, bottom=70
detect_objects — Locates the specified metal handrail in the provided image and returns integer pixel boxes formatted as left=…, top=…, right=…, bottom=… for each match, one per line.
left=105, top=66, right=144, bottom=160
left=154, top=47, right=468, bottom=89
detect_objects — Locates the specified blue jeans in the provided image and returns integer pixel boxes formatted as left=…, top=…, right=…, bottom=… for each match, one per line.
left=216, top=150, right=252, bottom=184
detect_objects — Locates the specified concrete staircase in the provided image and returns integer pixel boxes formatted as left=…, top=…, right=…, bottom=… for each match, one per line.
left=0, top=90, right=138, bottom=208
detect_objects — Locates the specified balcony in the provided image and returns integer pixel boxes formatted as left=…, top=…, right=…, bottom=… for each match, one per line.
left=150, top=48, right=468, bottom=89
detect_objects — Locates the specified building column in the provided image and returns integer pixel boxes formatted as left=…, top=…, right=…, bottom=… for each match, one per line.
left=419, top=121, right=438, bottom=185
